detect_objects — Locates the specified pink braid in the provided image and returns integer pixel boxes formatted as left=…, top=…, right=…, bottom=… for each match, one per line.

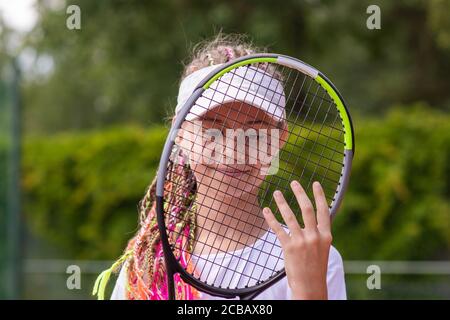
left=224, top=47, right=234, bottom=61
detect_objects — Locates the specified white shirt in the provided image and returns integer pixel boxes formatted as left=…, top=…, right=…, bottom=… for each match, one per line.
left=111, top=229, right=346, bottom=300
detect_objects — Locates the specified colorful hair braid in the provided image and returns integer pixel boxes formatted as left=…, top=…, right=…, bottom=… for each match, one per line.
left=93, top=150, right=201, bottom=300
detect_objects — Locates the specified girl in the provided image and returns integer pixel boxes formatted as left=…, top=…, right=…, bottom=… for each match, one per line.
left=95, top=34, right=346, bottom=300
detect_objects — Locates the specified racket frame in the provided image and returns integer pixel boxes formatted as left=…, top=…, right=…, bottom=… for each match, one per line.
left=155, top=53, right=354, bottom=300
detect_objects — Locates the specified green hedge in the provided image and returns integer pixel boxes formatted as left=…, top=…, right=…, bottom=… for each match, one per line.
left=21, top=106, right=450, bottom=260
left=334, top=105, right=450, bottom=259
left=22, top=126, right=168, bottom=259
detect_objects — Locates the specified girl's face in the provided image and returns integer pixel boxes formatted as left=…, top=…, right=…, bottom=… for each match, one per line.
left=178, top=102, right=287, bottom=200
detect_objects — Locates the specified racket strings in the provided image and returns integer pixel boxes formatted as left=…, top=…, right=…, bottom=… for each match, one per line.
left=163, top=62, right=346, bottom=290
left=179, top=122, right=344, bottom=180
left=182, top=73, right=345, bottom=172
left=191, top=80, right=338, bottom=284
left=173, top=139, right=342, bottom=196
left=163, top=162, right=283, bottom=287
left=178, top=116, right=344, bottom=191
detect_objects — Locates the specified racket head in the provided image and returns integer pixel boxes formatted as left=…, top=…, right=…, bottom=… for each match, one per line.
left=156, top=53, right=354, bottom=298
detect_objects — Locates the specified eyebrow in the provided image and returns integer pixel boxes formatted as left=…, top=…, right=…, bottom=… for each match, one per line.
left=201, top=116, right=223, bottom=123
left=201, top=117, right=272, bottom=126
left=245, top=119, right=271, bottom=125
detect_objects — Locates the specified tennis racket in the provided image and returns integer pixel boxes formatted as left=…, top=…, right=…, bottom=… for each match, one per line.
left=156, top=53, right=354, bottom=300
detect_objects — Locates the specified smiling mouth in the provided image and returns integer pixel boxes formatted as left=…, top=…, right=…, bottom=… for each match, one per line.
left=216, top=168, right=249, bottom=177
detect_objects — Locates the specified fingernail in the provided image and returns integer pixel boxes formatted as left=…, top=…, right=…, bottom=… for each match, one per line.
left=291, top=180, right=299, bottom=188
left=263, top=208, right=269, bottom=215
left=274, top=190, right=281, bottom=197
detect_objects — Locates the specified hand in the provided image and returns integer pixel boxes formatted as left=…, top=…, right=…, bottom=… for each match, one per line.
left=262, top=181, right=332, bottom=300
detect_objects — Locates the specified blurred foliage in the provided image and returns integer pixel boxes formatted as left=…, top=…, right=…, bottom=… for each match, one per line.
left=0, top=134, right=8, bottom=295
left=21, top=0, right=450, bottom=134
left=0, top=0, right=448, bottom=299
left=334, top=104, right=450, bottom=260
left=19, top=106, right=450, bottom=260
left=21, top=125, right=168, bottom=258
left=1, top=23, right=15, bottom=296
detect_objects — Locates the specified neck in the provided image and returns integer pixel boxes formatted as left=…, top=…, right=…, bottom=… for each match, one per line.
left=193, top=189, right=269, bottom=255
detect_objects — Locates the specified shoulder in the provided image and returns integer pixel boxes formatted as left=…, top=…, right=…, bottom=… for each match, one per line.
left=110, top=265, right=128, bottom=300
left=326, top=245, right=347, bottom=300
left=328, top=245, right=344, bottom=270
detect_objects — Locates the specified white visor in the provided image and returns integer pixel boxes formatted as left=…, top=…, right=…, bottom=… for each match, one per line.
left=175, top=64, right=286, bottom=122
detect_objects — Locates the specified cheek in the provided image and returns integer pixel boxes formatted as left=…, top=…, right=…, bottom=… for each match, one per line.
left=191, top=141, right=204, bottom=158
left=177, top=124, right=202, bottom=153
left=177, top=138, right=205, bottom=165
left=190, top=163, right=210, bottom=183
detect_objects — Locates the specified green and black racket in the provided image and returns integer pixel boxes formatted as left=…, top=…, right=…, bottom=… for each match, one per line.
left=156, top=53, right=354, bottom=299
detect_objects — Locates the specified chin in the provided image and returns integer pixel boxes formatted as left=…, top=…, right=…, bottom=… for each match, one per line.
left=194, top=167, right=263, bottom=200
left=215, top=182, right=260, bottom=201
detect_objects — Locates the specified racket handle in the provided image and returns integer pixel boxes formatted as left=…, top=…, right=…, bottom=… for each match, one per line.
left=167, top=268, right=176, bottom=300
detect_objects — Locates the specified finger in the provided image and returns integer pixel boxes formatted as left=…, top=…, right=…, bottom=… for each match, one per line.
left=313, top=181, right=331, bottom=233
left=291, top=180, right=317, bottom=230
left=273, top=190, right=302, bottom=235
left=262, top=207, right=290, bottom=245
